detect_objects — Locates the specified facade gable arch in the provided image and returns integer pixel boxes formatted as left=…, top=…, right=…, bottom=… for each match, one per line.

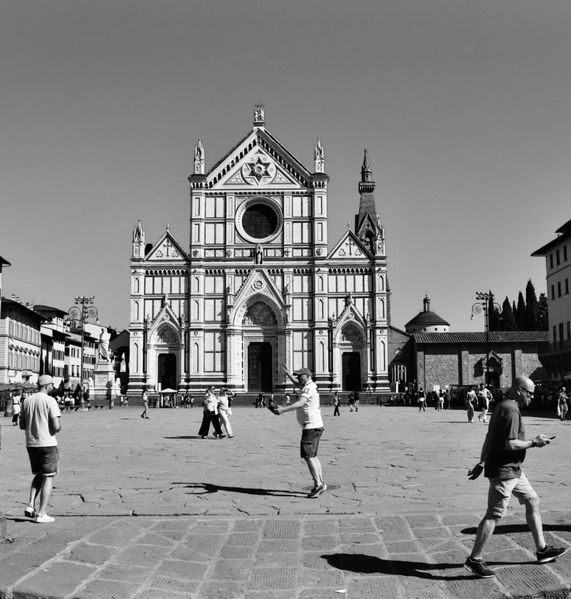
left=232, top=293, right=285, bottom=329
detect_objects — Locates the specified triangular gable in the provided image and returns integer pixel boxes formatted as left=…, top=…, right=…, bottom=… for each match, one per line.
left=219, top=146, right=301, bottom=188
left=328, top=230, right=372, bottom=260
left=207, top=128, right=313, bottom=190
left=146, top=231, right=187, bottom=262
left=230, top=268, right=287, bottom=328
left=148, top=301, right=181, bottom=343
left=334, top=302, right=367, bottom=345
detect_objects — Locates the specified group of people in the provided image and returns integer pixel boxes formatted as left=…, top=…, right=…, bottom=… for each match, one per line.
left=465, top=383, right=493, bottom=423
left=416, top=387, right=451, bottom=411
left=198, top=387, right=235, bottom=439
left=10, top=367, right=570, bottom=584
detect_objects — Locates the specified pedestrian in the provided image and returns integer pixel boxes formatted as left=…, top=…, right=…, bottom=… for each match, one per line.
left=465, top=375, right=568, bottom=578
left=477, top=383, right=492, bottom=423
left=11, top=390, right=22, bottom=425
left=437, top=389, right=444, bottom=411
left=333, top=391, right=341, bottom=416
left=465, top=387, right=477, bottom=422
left=418, top=388, right=426, bottom=412
left=353, top=390, right=360, bottom=412
left=444, top=387, right=451, bottom=410
left=557, top=387, right=568, bottom=421
left=270, top=365, right=326, bottom=498
left=198, top=387, right=224, bottom=439
left=19, top=374, right=62, bottom=523
left=218, top=387, right=234, bottom=438
left=140, top=388, right=149, bottom=419
left=348, top=391, right=355, bottom=412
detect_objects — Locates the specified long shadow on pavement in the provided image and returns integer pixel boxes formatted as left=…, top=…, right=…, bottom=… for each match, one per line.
left=461, top=523, right=571, bottom=535
left=174, top=482, right=308, bottom=497
left=323, top=553, right=471, bottom=581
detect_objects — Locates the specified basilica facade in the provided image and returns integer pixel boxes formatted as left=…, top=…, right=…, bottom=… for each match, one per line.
left=129, top=108, right=389, bottom=395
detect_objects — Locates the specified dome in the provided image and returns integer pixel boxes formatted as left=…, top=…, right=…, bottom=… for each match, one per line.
left=405, top=296, right=450, bottom=334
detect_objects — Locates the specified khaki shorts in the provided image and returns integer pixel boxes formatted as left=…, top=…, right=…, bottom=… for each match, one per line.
left=485, top=471, right=538, bottom=519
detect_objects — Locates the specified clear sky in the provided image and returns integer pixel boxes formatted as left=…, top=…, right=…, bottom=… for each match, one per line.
left=1, top=0, right=569, bottom=332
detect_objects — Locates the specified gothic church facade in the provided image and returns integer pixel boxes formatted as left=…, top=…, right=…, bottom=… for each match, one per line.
left=129, top=108, right=389, bottom=395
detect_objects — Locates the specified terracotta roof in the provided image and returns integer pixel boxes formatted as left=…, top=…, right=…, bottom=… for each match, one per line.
left=405, top=311, right=450, bottom=328
left=413, top=331, right=549, bottom=344
left=532, top=219, right=571, bottom=256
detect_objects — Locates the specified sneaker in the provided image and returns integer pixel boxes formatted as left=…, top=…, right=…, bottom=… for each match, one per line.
left=464, top=557, right=495, bottom=578
left=536, top=545, right=568, bottom=563
left=24, top=507, right=36, bottom=519
left=307, top=483, right=327, bottom=498
left=35, top=514, right=55, bottom=524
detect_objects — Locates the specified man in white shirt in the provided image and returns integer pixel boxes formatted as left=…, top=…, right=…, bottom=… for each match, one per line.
left=272, top=366, right=326, bottom=498
left=19, top=374, right=61, bottom=523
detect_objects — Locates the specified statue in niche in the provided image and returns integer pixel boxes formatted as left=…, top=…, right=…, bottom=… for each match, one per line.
left=254, top=105, right=265, bottom=123
left=243, top=302, right=277, bottom=326
left=255, top=244, right=263, bottom=264
left=345, top=292, right=353, bottom=306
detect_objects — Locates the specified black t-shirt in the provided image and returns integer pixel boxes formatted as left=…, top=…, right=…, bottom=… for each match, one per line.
left=484, top=399, right=526, bottom=480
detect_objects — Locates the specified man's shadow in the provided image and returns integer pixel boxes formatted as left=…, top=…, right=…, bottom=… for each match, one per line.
left=173, top=482, right=308, bottom=497
left=323, top=553, right=472, bottom=581
left=461, top=523, right=571, bottom=535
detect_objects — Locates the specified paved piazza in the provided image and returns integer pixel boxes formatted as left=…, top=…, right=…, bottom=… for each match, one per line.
left=2, top=402, right=569, bottom=517
left=0, top=403, right=570, bottom=599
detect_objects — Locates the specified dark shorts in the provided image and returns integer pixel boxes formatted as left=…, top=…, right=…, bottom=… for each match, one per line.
left=300, top=427, right=324, bottom=459
left=27, top=446, right=59, bottom=476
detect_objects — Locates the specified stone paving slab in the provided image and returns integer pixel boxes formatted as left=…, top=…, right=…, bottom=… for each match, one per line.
left=0, top=406, right=570, bottom=598
left=0, top=512, right=569, bottom=599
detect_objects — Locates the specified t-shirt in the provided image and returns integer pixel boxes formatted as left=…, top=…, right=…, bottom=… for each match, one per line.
left=296, top=381, right=323, bottom=430
left=484, top=399, right=525, bottom=480
left=21, top=391, right=61, bottom=448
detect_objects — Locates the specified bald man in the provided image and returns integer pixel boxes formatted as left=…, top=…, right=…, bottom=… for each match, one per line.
left=464, top=376, right=568, bottom=578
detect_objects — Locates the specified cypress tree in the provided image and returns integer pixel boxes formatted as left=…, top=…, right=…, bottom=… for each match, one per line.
left=525, top=279, right=539, bottom=330
left=501, top=297, right=518, bottom=330
left=537, top=292, right=549, bottom=331
left=516, top=292, right=526, bottom=330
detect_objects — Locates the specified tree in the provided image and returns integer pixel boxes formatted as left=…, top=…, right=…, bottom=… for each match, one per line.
left=500, top=297, right=518, bottom=330
left=516, top=292, right=526, bottom=330
left=524, top=279, right=539, bottom=330
left=537, top=292, right=549, bottom=331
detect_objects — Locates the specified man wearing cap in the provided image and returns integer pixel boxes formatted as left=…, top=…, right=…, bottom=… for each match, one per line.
left=19, top=374, right=61, bottom=523
left=271, top=365, right=326, bottom=498
left=465, top=375, right=568, bottom=578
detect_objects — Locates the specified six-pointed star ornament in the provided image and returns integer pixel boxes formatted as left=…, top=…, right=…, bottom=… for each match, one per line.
left=246, top=156, right=272, bottom=181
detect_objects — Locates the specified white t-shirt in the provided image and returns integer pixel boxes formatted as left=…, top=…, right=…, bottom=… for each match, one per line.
left=21, top=391, right=61, bottom=447
left=296, top=380, right=323, bottom=430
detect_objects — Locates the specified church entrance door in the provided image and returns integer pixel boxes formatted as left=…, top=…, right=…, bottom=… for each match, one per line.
left=158, top=353, right=177, bottom=390
left=342, top=352, right=361, bottom=391
left=248, top=342, right=272, bottom=392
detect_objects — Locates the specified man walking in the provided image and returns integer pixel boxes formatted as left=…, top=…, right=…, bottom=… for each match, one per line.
left=19, top=375, right=62, bottom=523
left=465, top=375, right=567, bottom=578
left=271, top=365, right=326, bottom=498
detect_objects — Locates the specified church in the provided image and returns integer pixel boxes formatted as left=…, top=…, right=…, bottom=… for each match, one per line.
left=128, top=107, right=389, bottom=395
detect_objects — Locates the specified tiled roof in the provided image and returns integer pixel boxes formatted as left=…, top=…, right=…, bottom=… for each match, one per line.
left=405, top=311, right=450, bottom=328
left=413, top=331, right=549, bottom=344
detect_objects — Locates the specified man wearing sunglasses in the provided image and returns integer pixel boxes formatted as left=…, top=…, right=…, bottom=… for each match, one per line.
left=464, top=375, right=568, bottom=578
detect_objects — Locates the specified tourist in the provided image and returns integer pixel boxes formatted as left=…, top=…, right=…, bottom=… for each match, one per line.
left=198, top=387, right=224, bottom=439
left=19, top=375, right=62, bottom=523
left=269, top=365, right=326, bottom=498
left=465, top=375, right=568, bottom=578
left=218, top=388, right=234, bottom=438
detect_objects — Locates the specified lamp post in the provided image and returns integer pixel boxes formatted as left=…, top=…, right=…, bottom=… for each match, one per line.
left=67, top=296, right=98, bottom=386
left=471, top=291, right=500, bottom=386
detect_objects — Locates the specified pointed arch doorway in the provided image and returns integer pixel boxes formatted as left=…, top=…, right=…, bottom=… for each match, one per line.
left=248, top=342, right=273, bottom=392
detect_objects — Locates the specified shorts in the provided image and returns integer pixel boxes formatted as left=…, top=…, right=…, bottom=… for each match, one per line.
left=27, top=446, right=59, bottom=476
left=485, top=471, right=538, bottom=519
left=300, top=428, right=323, bottom=459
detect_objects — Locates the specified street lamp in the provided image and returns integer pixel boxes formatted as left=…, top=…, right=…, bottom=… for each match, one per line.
left=471, top=291, right=501, bottom=386
left=67, top=296, right=98, bottom=385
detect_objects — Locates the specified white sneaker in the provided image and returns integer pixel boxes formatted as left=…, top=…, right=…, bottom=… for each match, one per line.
left=35, top=514, right=55, bottom=523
